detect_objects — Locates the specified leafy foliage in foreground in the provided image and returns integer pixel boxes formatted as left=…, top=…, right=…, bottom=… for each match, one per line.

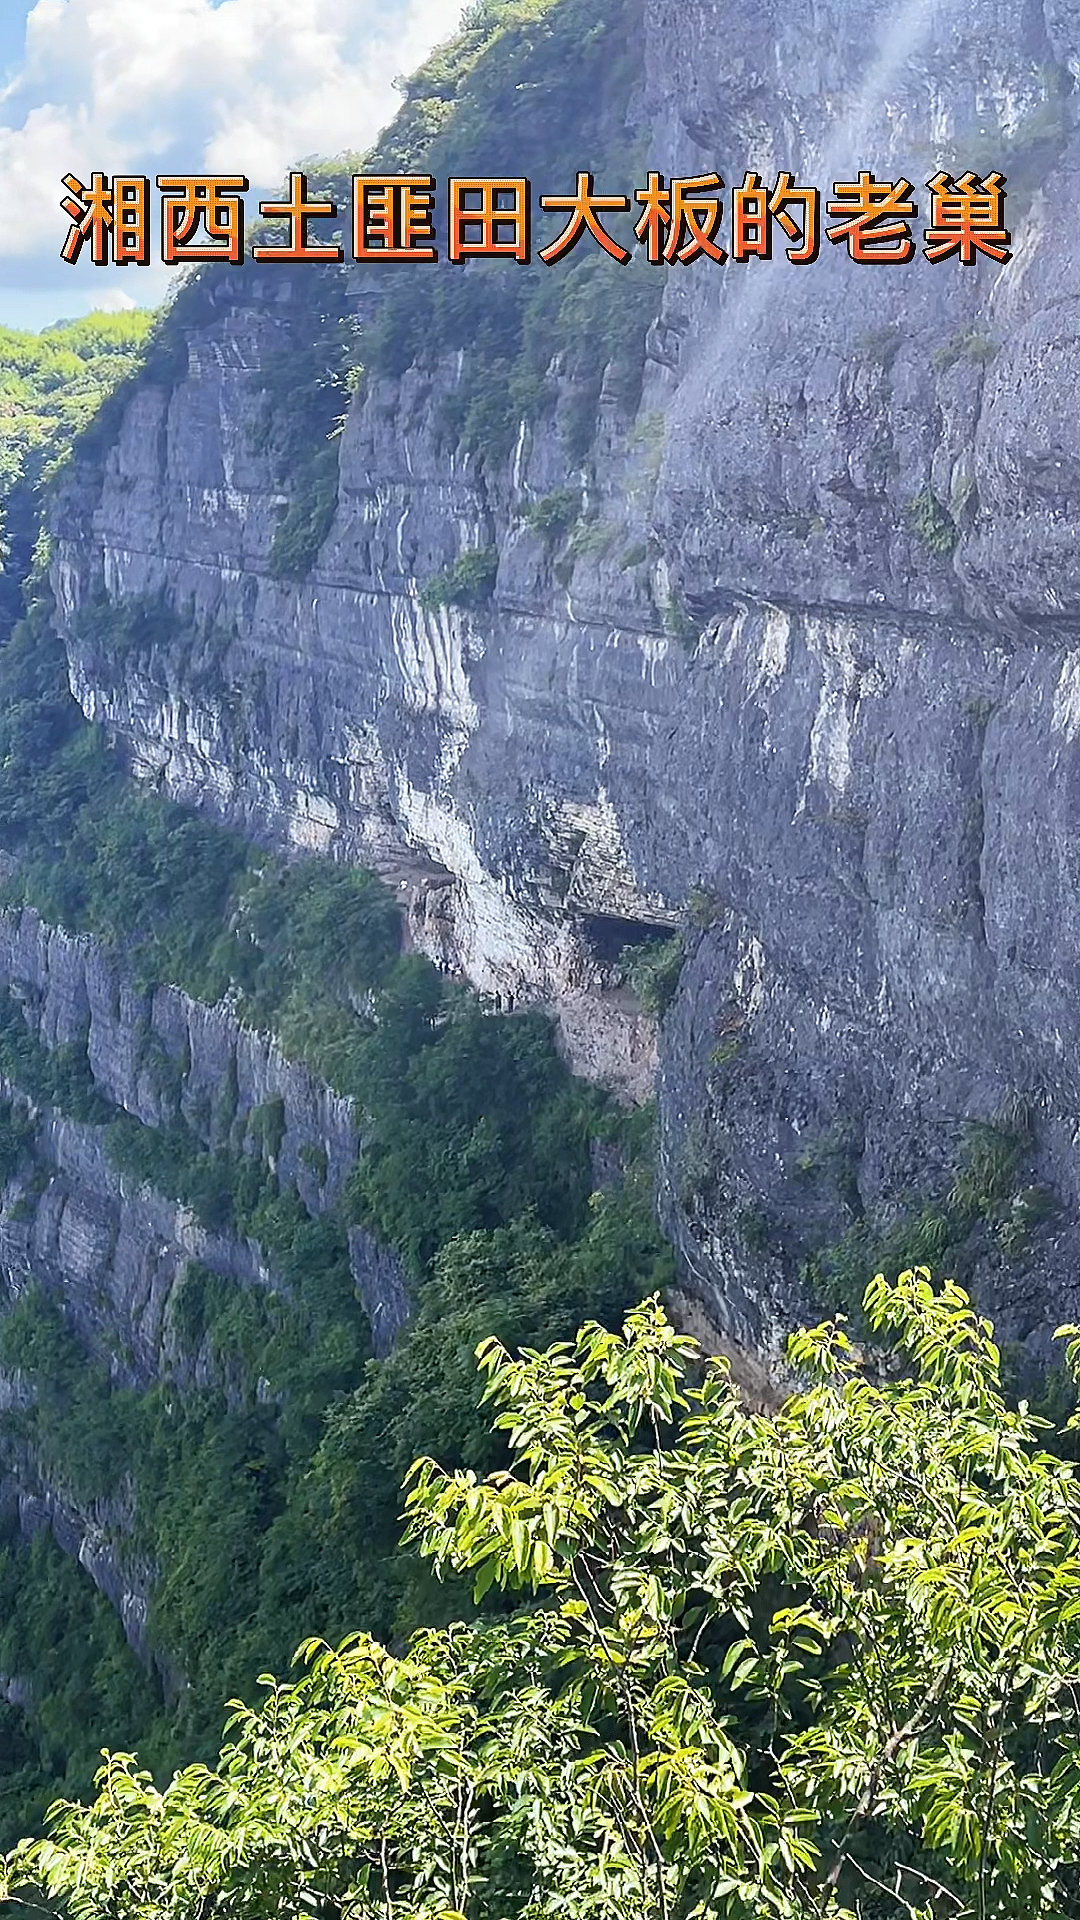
left=9, top=1269, right=1080, bottom=1919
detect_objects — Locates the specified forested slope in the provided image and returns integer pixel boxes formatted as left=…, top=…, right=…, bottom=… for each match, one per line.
left=0, top=583, right=673, bottom=1834
left=0, top=0, right=677, bottom=1838
left=1, top=0, right=1080, bottom=1875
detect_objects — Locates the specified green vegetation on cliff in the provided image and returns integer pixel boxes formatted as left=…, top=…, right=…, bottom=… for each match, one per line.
left=0, top=312, right=155, bottom=630
left=356, top=0, right=662, bottom=465
left=0, top=0, right=669, bottom=1860
left=8, top=1273, right=1080, bottom=1920
left=0, top=578, right=672, bottom=1839
left=0, top=312, right=155, bottom=505
left=0, top=1530, right=160, bottom=1845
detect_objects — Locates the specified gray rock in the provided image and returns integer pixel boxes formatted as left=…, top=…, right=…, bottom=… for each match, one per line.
left=0, top=906, right=359, bottom=1210
left=349, top=1226, right=411, bottom=1358
left=0, top=909, right=413, bottom=1652
left=41, top=0, right=1080, bottom=1372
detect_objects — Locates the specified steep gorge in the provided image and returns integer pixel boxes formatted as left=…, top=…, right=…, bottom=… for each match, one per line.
left=48, top=0, right=1080, bottom=1361
left=0, top=600, right=669, bottom=1834
left=0, top=0, right=1078, bottom=1845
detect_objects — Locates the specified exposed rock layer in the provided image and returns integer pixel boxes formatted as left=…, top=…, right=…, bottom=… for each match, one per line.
left=0, top=908, right=412, bottom=1643
left=45, top=0, right=1080, bottom=1366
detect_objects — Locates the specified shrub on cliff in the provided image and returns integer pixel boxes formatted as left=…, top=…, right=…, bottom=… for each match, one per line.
left=8, top=1268, right=1080, bottom=1918
left=622, top=931, right=685, bottom=1015
left=419, top=547, right=499, bottom=612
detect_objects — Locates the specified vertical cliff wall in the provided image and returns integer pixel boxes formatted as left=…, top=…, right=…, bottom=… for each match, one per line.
left=40, top=0, right=1080, bottom=1376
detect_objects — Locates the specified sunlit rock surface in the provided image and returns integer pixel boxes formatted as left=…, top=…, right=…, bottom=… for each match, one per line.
left=47, top=0, right=1080, bottom=1364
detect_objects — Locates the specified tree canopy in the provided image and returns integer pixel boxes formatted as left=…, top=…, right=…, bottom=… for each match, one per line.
left=6, top=1267, right=1080, bottom=1919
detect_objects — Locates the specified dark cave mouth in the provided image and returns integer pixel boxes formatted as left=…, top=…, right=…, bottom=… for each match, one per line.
left=580, top=913, right=677, bottom=969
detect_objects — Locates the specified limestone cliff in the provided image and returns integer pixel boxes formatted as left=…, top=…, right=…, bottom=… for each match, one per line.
left=0, top=904, right=411, bottom=1656
left=44, top=0, right=1080, bottom=1378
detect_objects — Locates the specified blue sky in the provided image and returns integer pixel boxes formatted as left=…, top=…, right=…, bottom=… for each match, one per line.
left=0, top=0, right=466, bottom=332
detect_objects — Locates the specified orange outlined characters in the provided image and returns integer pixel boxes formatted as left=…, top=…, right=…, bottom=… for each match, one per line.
left=826, top=172, right=917, bottom=262
left=353, top=176, right=437, bottom=260
left=731, top=171, right=819, bottom=264
left=634, top=172, right=725, bottom=263
left=250, top=171, right=343, bottom=263
left=158, top=176, right=247, bottom=264
left=59, top=163, right=1019, bottom=274
left=61, top=173, right=150, bottom=264
left=448, top=179, right=530, bottom=261
left=924, top=171, right=1010, bottom=263
left=538, top=173, right=630, bottom=263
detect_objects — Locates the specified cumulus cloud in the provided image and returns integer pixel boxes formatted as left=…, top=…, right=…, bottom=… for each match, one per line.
left=81, top=281, right=135, bottom=309
left=0, top=0, right=465, bottom=306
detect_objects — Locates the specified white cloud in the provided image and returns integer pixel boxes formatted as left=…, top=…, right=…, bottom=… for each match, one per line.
left=0, top=0, right=465, bottom=278
left=83, top=281, right=135, bottom=309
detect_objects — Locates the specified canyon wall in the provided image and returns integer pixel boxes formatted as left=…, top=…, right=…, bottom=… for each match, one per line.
left=43, top=0, right=1080, bottom=1378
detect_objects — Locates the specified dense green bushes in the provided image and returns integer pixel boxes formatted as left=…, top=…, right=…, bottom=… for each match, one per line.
left=267, top=442, right=341, bottom=579
left=621, top=931, right=685, bottom=1014
left=0, top=1529, right=162, bottom=1846
left=0, top=312, right=155, bottom=510
left=0, top=311, right=155, bottom=632
left=0, top=1100, right=34, bottom=1184
left=0, top=991, right=110, bottom=1124
left=10, top=1272, right=1080, bottom=1919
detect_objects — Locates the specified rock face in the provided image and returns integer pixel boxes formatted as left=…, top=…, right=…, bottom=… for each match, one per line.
left=0, top=906, right=359, bottom=1212
left=0, top=1106, right=268, bottom=1393
left=0, top=904, right=418, bottom=1371
left=46, top=0, right=1080, bottom=1363
left=0, top=1456, right=158, bottom=1670
left=0, top=908, right=414, bottom=1637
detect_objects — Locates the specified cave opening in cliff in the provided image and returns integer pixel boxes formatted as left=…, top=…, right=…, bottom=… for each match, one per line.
left=580, top=914, right=676, bottom=969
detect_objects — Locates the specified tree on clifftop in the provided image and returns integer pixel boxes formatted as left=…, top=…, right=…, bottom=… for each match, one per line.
left=6, top=1269, right=1080, bottom=1919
